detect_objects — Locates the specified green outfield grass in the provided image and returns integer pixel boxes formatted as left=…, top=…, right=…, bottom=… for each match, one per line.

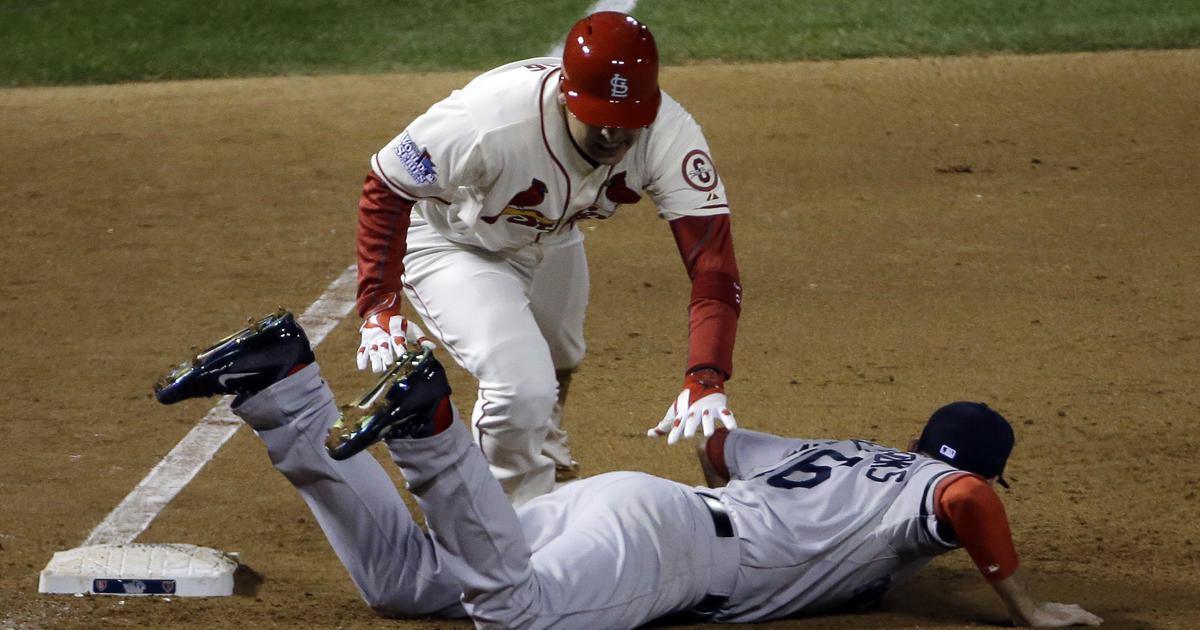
left=2, top=0, right=1198, bottom=86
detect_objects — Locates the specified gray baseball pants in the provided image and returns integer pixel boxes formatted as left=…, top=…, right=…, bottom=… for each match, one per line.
left=233, top=363, right=739, bottom=630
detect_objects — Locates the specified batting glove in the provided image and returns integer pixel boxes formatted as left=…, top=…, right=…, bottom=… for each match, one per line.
left=356, top=307, right=436, bottom=373
left=648, top=369, right=737, bottom=445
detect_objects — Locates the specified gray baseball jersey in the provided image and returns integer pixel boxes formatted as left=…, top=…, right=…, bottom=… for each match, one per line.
left=234, top=364, right=965, bottom=629
left=710, top=428, right=962, bottom=622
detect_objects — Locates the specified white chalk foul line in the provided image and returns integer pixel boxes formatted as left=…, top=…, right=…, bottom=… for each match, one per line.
left=84, top=0, right=641, bottom=549
left=85, top=264, right=358, bottom=546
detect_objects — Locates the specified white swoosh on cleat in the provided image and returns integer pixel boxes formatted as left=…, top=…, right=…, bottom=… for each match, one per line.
left=217, top=372, right=258, bottom=387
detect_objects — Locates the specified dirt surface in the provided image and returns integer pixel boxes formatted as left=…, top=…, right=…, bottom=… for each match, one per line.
left=2, top=50, right=1197, bottom=630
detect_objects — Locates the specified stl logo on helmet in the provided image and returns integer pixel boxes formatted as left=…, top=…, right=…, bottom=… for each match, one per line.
left=609, top=73, right=629, bottom=99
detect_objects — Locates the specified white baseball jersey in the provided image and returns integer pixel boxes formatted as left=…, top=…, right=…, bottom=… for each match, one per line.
left=370, top=57, right=731, bottom=253
left=361, top=57, right=740, bottom=507
left=711, top=428, right=963, bottom=622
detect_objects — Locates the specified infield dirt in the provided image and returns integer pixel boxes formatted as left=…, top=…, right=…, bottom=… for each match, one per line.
left=1, top=50, right=1197, bottom=629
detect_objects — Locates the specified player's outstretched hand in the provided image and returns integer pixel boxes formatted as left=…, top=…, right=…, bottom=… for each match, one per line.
left=647, top=369, right=737, bottom=445
left=356, top=306, right=436, bottom=373
left=1023, top=602, right=1103, bottom=627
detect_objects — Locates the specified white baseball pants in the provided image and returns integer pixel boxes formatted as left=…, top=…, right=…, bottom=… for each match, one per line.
left=400, top=217, right=589, bottom=506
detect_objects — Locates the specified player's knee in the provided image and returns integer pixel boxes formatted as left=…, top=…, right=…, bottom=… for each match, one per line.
left=515, top=368, right=557, bottom=399
left=360, top=589, right=410, bottom=616
left=479, top=373, right=557, bottom=430
left=549, top=340, right=585, bottom=371
left=361, top=590, right=463, bottom=619
left=464, top=587, right=539, bottom=630
left=358, top=582, right=411, bottom=615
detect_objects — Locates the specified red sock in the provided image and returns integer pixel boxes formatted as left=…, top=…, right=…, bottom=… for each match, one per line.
left=286, top=363, right=310, bottom=377
left=432, top=397, right=453, bottom=435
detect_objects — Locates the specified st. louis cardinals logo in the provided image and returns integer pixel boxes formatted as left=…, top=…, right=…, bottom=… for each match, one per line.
left=505, top=178, right=548, bottom=208
left=483, top=207, right=556, bottom=230
left=604, top=171, right=642, bottom=204
left=558, top=171, right=637, bottom=230
left=681, top=149, right=718, bottom=191
left=482, top=179, right=556, bottom=230
left=562, top=205, right=613, bottom=231
left=610, top=73, right=629, bottom=98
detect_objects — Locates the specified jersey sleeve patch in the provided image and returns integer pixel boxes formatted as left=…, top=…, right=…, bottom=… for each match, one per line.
left=394, top=131, right=439, bottom=185
left=681, top=149, right=719, bottom=191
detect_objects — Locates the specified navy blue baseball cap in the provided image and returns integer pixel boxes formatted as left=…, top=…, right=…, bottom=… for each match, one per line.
left=917, top=401, right=1014, bottom=487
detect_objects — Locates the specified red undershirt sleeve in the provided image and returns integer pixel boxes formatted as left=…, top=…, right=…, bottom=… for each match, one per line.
left=668, top=214, right=742, bottom=378
left=356, top=170, right=416, bottom=318
left=934, top=473, right=1020, bottom=583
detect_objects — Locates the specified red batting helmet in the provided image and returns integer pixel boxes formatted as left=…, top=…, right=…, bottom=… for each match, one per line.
left=561, top=12, right=661, bottom=129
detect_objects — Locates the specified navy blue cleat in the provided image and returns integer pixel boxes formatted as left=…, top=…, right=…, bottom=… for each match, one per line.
left=154, top=309, right=315, bottom=405
left=325, top=347, right=450, bottom=460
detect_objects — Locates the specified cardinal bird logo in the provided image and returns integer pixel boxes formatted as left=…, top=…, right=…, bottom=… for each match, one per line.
left=507, top=178, right=548, bottom=208
left=604, top=172, right=642, bottom=204
left=482, top=179, right=553, bottom=228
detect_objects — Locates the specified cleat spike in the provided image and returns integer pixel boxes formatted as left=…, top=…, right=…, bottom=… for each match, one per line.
left=324, top=348, right=449, bottom=460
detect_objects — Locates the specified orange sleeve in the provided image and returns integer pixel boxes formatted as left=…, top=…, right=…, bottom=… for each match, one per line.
left=669, top=214, right=741, bottom=378
left=934, top=473, right=1020, bottom=583
left=356, top=171, right=416, bottom=318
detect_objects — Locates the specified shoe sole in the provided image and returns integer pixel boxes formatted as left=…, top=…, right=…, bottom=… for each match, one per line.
left=325, top=347, right=434, bottom=460
left=554, top=462, right=581, bottom=483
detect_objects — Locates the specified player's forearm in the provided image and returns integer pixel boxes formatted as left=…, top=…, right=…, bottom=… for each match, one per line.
left=669, top=214, right=742, bottom=377
left=696, top=429, right=731, bottom=487
left=685, top=299, right=738, bottom=377
left=990, top=570, right=1103, bottom=627
left=356, top=171, right=414, bottom=317
left=992, top=570, right=1042, bottom=625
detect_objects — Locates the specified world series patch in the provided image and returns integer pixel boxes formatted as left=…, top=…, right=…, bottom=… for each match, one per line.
left=395, top=132, right=438, bottom=185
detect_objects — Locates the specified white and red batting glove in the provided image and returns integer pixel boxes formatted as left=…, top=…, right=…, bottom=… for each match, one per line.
left=648, top=368, right=737, bottom=445
left=356, top=306, right=436, bottom=373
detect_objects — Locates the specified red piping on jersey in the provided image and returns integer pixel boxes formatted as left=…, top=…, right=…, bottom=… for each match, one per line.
left=555, top=164, right=616, bottom=231
left=538, top=69, right=573, bottom=225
